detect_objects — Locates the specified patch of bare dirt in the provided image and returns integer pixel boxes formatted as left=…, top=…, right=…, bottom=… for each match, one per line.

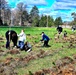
left=28, top=56, right=76, bottom=75
left=54, top=34, right=76, bottom=49
left=0, top=34, right=76, bottom=75
left=7, top=49, right=20, bottom=54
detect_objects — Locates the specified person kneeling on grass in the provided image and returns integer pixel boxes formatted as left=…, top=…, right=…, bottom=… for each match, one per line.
left=40, top=32, right=50, bottom=47
left=21, top=41, right=32, bottom=52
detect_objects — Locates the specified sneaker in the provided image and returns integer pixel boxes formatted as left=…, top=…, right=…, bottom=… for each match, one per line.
left=27, top=49, right=32, bottom=52
left=46, top=45, right=51, bottom=47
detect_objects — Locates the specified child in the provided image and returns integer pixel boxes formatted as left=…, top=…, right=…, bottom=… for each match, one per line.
left=17, top=29, right=26, bottom=50
left=22, top=41, right=32, bottom=52
left=40, top=32, right=50, bottom=47
left=63, top=31, right=67, bottom=39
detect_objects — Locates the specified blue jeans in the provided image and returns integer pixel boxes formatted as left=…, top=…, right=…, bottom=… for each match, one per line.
left=18, top=41, right=24, bottom=49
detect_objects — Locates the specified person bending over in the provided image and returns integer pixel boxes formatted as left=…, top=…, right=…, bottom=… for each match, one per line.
left=40, top=32, right=50, bottom=47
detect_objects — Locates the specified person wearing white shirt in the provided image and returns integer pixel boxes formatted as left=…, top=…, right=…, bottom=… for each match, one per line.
left=17, top=29, right=26, bottom=50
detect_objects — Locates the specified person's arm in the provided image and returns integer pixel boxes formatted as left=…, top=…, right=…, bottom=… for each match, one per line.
left=40, top=35, right=44, bottom=41
left=18, top=32, right=25, bottom=37
left=18, top=33, right=22, bottom=37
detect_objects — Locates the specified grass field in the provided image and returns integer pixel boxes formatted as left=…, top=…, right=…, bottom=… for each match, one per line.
left=0, top=27, right=76, bottom=75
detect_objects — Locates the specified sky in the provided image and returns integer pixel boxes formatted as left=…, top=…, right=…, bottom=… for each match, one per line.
left=6, top=0, right=76, bottom=22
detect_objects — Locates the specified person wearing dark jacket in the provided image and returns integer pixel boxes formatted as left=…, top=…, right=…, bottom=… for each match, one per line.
left=5, top=30, right=18, bottom=49
left=40, top=32, right=50, bottom=47
left=57, top=26, right=63, bottom=34
left=56, top=26, right=63, bottom=38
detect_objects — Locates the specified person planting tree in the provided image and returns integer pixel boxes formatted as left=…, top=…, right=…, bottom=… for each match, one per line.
left=40, top=32, right=50, bottom=47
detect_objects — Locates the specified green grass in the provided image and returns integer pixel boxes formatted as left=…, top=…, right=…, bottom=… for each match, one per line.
left=0, top=27, right=76, bottom=74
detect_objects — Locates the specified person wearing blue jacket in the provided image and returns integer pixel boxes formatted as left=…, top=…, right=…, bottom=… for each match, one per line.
left=40, top=32, right=50, bottom=47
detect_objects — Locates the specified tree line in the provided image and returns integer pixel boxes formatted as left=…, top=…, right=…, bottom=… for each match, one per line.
left=0, top=0, right=76, bottom=27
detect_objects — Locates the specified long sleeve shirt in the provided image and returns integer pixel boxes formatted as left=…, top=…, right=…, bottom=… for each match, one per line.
left=41, top=34, right=50, bottom=41
left=18, top=32, right=26, bottom=42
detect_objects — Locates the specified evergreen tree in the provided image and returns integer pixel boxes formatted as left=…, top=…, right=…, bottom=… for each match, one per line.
left=30, top=5, right=39, bottom=27
left=54, top=17, right=63, bottom=26
left=48, top=16, right=54, bottom=27
left=39, top=15, right=54, bottom=27
left=71, top=12, right=76, bottom=25
left=39, top=15, right=47, bottom=27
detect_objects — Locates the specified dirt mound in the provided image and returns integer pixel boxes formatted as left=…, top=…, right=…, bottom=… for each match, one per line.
left=0, top=62, right=18, bottom=75
left=0, top=49, right=76, bottom=75
left=55, top=34, right=76, bottom=49
left=0, top=50, right=4, bottom=52
left=0, top=37, right=4, bottom=43
left=7, top=49, right=20, bottom=54
left=2, top=49, right=75, bottom=75
left=0, top=33, right=76, bottom=75
left=0, top=37, right=4, bottom=40
left=29, top=56, right=76, bottom=75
